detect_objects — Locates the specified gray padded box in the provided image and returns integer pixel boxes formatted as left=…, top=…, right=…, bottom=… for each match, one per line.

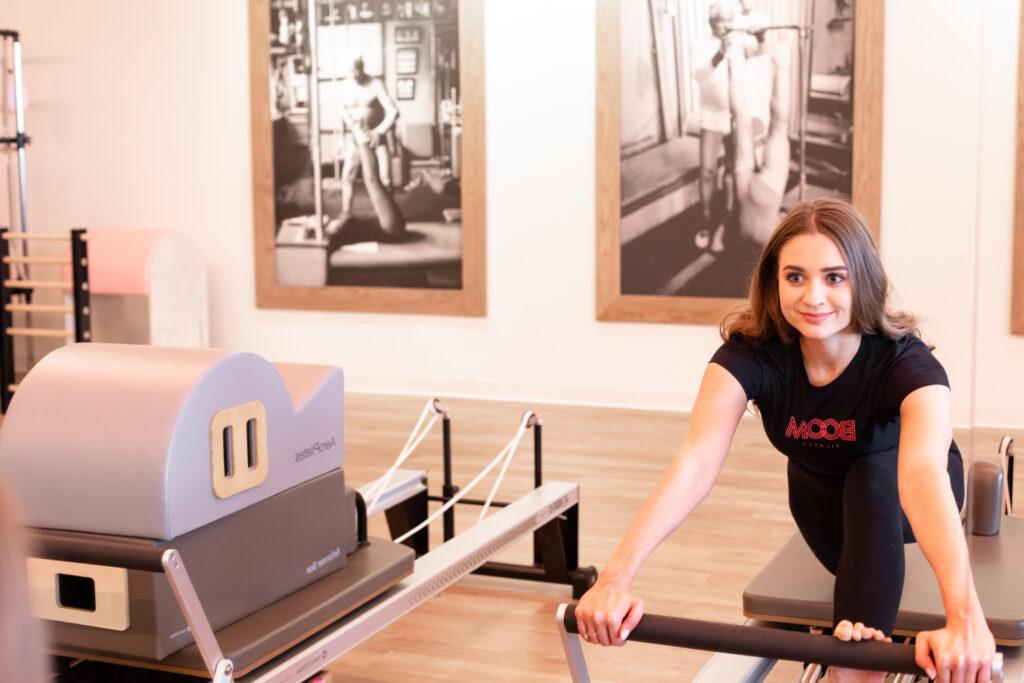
left=0, top=343, right=345, bottom=539
left=0, top=344, right=416, bottom=670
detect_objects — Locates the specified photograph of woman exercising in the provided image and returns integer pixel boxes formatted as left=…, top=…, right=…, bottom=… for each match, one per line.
left=576, top=199, right=996, bottom=682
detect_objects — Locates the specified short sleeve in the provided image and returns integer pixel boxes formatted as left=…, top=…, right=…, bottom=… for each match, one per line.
left=884, top=337, right=950, bottom=413
left=709, top=342, right=765, bottom=401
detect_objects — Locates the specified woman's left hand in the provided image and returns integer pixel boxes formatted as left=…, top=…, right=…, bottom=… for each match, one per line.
left=914, top=617, right=996, bottom=683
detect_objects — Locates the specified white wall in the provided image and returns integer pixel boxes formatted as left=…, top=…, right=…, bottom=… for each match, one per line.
left=0, top=0, right=1021, bottom=431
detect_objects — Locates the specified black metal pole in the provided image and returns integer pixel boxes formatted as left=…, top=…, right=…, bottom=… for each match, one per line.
left=0, top=229, right=14, bottom=412
left=532, top=417, right=543, bottom=565
left=533, top=422, right=543, bottom=489
left=561, top=604, right=936, bottom=678
left=353, top=491, right=369, bottom=547
left=1008, top=447, right=1015, bottom=505
left=442, top=413, right=457, bottom=542
left=70, top=228, right=91, bottom=343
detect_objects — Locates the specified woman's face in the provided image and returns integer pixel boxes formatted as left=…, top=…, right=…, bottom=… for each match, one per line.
left=777, top=233, right=854, bottom=341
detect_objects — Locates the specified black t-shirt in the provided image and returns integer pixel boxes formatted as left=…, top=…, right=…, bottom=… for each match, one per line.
left=710, top=333, right=954, bottom=475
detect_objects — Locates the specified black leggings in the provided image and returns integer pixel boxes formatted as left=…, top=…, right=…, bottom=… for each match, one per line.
left=787, top=447, right=964, bottom=635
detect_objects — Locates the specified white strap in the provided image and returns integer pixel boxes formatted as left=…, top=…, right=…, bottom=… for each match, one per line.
left=394, top=411, right=535, bottom=545
left=477, top=411, right=535, bottom=522
left=365, top=398, right=440, bottom=516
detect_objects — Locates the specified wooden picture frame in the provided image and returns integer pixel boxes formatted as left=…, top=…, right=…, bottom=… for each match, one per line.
left=250, top=0, right=485, bottom=316
left=1013, top=0, right=1024, bottom=335
left=596, top=0, right=884, bottom=324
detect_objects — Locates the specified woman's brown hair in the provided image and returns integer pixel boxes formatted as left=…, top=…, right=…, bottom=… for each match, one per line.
left=720, top=198, right=920, bottom=344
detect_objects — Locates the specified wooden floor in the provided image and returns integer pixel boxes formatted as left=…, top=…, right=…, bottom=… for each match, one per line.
left=326, top=393, right=1018, bottom=682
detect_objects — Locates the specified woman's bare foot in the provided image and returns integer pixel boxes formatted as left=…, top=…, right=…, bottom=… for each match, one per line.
left=827, top=620, right=891, bottom=682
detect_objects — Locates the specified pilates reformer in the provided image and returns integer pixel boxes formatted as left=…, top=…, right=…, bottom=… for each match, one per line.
left=0, top=344, right=595, bottom=682
left=556, top=444, right=1024, bottom=682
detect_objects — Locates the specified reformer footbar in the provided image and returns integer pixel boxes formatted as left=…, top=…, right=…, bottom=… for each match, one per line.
left=556, top=604, right=1005, bottom=683
left=557, top=606, right=1003, bottom=679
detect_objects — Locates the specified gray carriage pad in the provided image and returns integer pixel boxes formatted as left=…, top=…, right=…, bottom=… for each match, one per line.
left=743, top=516, right=1024, bottom=645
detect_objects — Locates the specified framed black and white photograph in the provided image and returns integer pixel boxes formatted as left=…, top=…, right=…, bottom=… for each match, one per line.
left=251, top=0, right=485, bottom=315
left=596, top=0, right=883, bottom=324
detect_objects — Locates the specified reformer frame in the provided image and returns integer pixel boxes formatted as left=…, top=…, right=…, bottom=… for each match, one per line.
left=45, top=403, right=596, bottom=681
left=45, top=482, right=585, bottom=682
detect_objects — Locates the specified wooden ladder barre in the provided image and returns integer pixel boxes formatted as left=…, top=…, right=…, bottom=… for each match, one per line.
left=3, top=279, right=75, bottom=290
left=1, top=232, right=90, bottom=241
left=6, top=327, right=76, bottom=339
left=3, top=255, right=73, bottom=266
left=4, top=303, right=75, bottom=314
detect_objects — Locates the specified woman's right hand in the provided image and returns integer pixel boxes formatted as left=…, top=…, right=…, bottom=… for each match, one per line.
left=574, top=579, right=645, bottom=647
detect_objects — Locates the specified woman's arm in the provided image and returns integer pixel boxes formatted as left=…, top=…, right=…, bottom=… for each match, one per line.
left=574, top=363, right=749, bottom=646
left=897, top=385, right=995, bottom=682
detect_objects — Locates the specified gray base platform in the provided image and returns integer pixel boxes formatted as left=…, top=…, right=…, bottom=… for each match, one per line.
left=52, top=538, right=413, bottom=678
left=743, top=516, right=1024, bottom=645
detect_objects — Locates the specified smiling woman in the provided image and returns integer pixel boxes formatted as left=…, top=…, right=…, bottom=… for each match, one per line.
left=575, top=198, right=997, bottom=683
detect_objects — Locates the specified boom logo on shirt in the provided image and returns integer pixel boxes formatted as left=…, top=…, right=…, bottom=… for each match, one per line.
left=785, top=417, right=856, bottom=441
